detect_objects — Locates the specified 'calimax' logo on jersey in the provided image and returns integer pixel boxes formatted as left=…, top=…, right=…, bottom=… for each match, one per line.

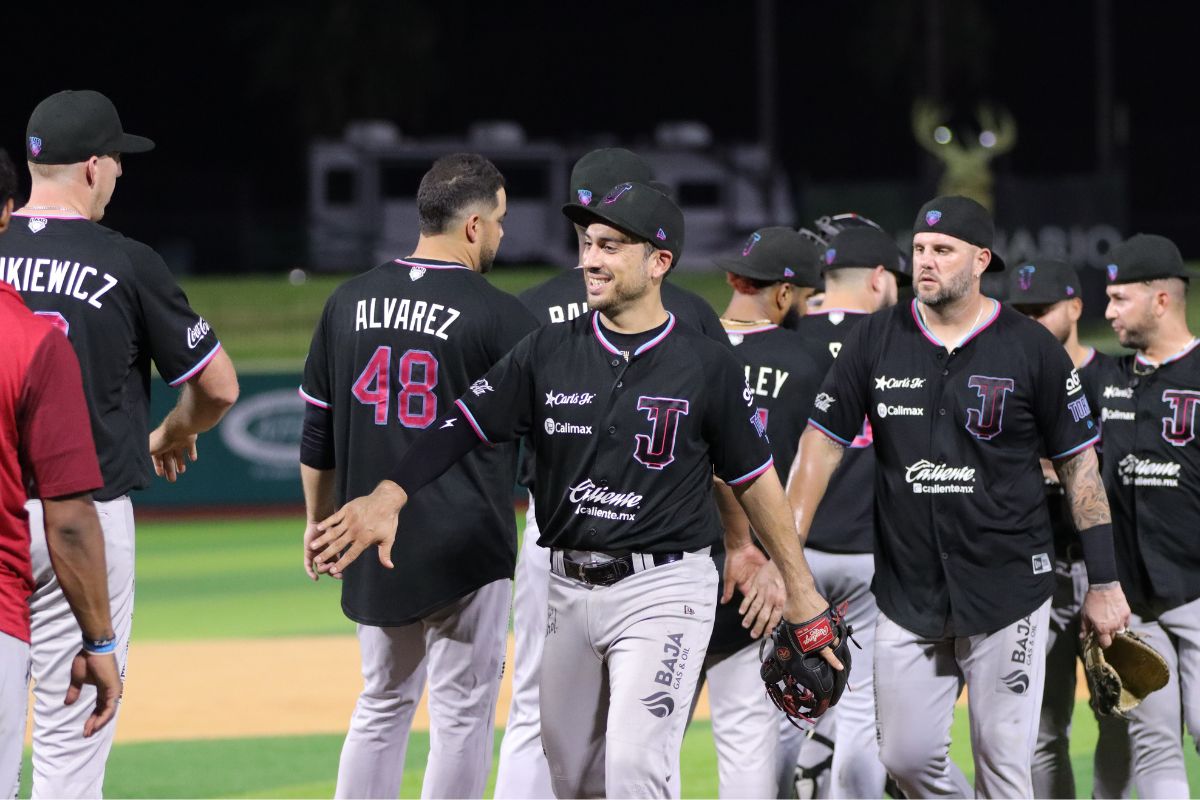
left=186, top=318, right=211, bottom=350
left=1102, top=407, right=1136, bottom=422
left=543, top=418, right=593, bottom=436
left=1103, top=385, right=1134, bottom=399
left=545, top=390, right=596, bottom=407
left=877, top=403, right=923, bottom=418
left=1118, top=454, right=1181, bottom=487
left=874, top=375, right=926, bottom=390
left=905, top=459, right=976, bottom=494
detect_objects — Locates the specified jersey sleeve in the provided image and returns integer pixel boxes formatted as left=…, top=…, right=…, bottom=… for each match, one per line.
left=130, top=244, right=222, bottom=386
left=1036, top=336, right=1101, bottom=459
left=703, top=348, right=774, bottom=485
left=807, top=315, right=871, bottom=445
left=300, top=298, right=334, bottom=410
left=454, top=330, right=538, bottom=444
left=18, top=330, right=103, bottom=498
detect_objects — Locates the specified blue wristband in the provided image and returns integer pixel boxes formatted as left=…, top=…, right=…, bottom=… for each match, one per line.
left=82, top=635, right=116, bottom=655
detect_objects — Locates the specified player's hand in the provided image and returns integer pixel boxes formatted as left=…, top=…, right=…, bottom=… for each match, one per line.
left=149, top=424, right=198, bottom=483
left=303, top=519, right=333, bottom=582
left=721, top=543, right=785, bottom=638
left=66, top=650, right=122, bottom=738
left=1039, top=457, right=1060, bottom=486
left=1081, top=581, right=1131, bottom=648
left=311, top=481, right=408, bottom=577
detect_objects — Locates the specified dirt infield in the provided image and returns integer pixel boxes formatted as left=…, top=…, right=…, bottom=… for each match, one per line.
left=30, top=633, right=1091, bottom=744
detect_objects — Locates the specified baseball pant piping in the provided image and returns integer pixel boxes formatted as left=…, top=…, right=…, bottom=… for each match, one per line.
left=875, top=600, right=1050, bottom=799
left=334, top=577, right=510, bottom=800
left=494, top=496, right=554, bottom=799
left=540, top=553, right=717, bottom=799
left=27, top=497, right=135, bottom=800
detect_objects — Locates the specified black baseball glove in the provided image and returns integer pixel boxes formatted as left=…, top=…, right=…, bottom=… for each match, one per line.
left=760, top=605, right=855, bottom=725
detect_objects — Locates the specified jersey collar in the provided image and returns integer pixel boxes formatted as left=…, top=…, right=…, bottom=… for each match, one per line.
left=12, top=210, right=88, bottom=221
left=393, top=257, right=470, bottom=271
left=721, top=323, right=778, bottom=335
left=910, top=298, right=1001, bottom=350
left=1136, top=337, right=1200, bottom=368
left=591, top=311, right=676, bottom=358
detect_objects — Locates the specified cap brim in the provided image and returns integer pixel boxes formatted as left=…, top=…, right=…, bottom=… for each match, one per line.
left=116, top=133, right=155, bottom=154
left=562, top=202, right=649, bottom=245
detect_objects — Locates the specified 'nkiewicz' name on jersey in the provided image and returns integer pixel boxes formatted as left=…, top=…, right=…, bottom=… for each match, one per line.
left=2, top=255, right=118, bottom=308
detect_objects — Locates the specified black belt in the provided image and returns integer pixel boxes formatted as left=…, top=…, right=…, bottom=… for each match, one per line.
left=556, top=552, right=685, bottom=587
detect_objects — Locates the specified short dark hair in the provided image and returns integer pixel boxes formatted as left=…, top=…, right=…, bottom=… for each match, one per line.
left=417, top=153, right=504, bottom=235
left=0, top=148, right=17, bottom=207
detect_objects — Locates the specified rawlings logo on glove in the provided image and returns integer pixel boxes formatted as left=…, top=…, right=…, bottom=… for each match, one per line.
left=760, top=605, right=856, bottom=725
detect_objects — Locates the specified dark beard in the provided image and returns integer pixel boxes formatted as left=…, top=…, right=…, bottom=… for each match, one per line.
left=780, top=306, right=803, bottom=330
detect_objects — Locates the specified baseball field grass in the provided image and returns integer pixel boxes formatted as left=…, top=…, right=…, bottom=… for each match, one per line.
left=178, top=264, right=1200, bottom=374
left=18, top=517, right=1199, bottom=798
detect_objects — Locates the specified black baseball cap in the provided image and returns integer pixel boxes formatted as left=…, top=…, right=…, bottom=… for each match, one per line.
left=823, top=227, right=908, bottom=277
left=1105, top=234, right=1189, bottom=284
left=563, top=181, right=684, bottom=265
left=913, top=195, right=1006, bottom=272
left=1006, top=260, right=1082, bottom=306
left=714, top=227, right=822, bottom=287
left=568, top=148, right=652, bottom=207
left=26, top=90, right=154, bottom=165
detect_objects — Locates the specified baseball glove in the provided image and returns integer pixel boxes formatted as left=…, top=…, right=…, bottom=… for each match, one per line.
left=1083, top=629, right=1169, bottom=717
left=760, top=605, right=855, bottom=725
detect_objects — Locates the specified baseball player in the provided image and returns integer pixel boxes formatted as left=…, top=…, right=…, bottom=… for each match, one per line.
left=699, top=226, right=826, bottom=798
left=791, top=195, right=1131, bottom=797
left=1007, top=259, right=1133, bottom=799
left=299, top=153, right=538, bottom=798
left=310, top=181, right=844, bottom=798
left=496, top=147, right=729, bottom=799
left=1, top=148, right=121, bottom=799
left=1096, top=234, right=1199, bottom=799
left=0, top=90, right=239, bottom=798
left=780, top=223, right=907, bottom=800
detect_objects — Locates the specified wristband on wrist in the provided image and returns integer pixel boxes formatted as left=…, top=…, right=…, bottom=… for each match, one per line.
left=1078, top=523, right=1119, bottom=586
left=82, top=635, right=116, bottom=655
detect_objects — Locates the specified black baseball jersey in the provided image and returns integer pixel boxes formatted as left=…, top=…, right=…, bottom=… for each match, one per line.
left=707, top=323, right=826, bottom=655
left=791, top=309, right=876, bottom=553
left=515, top=270, right=728, bottom=489
left=1044, top=348, right=1114, bottom=559
left=1093, top=340, right=1200, bottom=615
left=301, top=257, right=538, bottom=626
left=809, top=300, right=1100, bottom=637
left=0, top=212, right=221, bottom=500
left=455, top=311, right=772, bottom=553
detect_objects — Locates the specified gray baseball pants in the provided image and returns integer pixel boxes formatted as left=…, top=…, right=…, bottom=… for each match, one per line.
left=0, top=633, right=30, bottom=799
left=26, top=497, right=135, bottom=799
left=540, top=550, right=716, bottom=798
left=1124, top=595, right=1200, bottom=800
left=1032, top=558, right=1131, bottom=799
left=334, top=577, right=510, bottom=799
left=874, top=600, right=1051, bottom=799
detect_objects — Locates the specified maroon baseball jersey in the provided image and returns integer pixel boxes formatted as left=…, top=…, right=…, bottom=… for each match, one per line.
left=0, top=280, right=102, bottom=643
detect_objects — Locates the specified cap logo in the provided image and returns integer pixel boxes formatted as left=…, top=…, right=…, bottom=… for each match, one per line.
left=784, top=267, right=795, bottom=278
left=824, top=248, right=836, bottom=266
left=577, top=189, right=593, bottom=206
left=656, top=227, right=667, bottom=241
left=29, top=136, right=43, bottom=157
left=742, top=232, right=762, bottom=256
left=925, top=210, right=943, bottom=226
left=1065, top=285, right=1075, bottom=296
left=1107, top=264, right=1119, bottom=281
left=603, top=183, right=633, bottom=204
left=1018, top=265, right=1035, bottom=291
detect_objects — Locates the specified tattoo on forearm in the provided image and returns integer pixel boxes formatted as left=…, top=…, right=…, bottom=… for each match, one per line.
left=1056, top=448, right=1111, bottom=529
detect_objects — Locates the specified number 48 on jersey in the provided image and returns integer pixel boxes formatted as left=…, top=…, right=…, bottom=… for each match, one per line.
left=352, top=345, right=439, bottom=428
